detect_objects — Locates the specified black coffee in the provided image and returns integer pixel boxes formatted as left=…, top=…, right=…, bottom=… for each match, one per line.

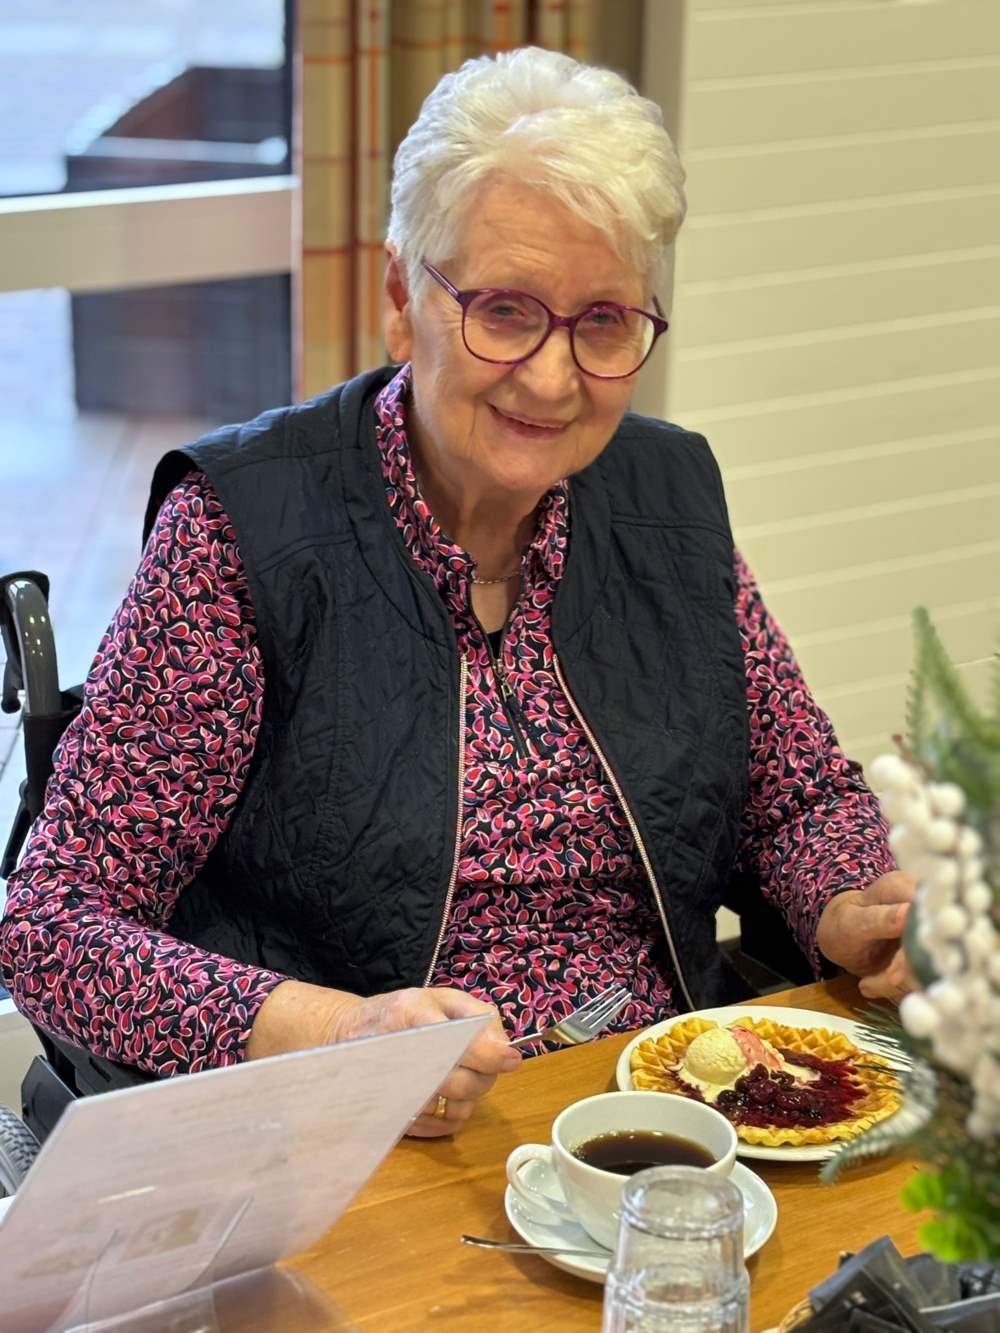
left=573, top=1130, right=716, bottom=1176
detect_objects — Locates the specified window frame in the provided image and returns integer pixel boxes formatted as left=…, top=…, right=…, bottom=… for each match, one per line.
left=0, top=176, right=295, bottom=295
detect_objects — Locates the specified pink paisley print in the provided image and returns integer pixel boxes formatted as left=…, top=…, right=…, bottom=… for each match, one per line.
left=0, top=481, right=279, bottom=1075
left=0, top=364, right=893, bottom=1074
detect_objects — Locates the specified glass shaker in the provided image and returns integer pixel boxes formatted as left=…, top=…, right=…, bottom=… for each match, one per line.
left=602, top=1166, right=749, bottom=1333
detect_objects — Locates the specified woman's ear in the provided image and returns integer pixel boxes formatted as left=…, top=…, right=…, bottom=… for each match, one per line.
left=383, top=245, right=413, bottom=363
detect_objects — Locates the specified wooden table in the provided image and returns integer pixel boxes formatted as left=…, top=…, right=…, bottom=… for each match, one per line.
left=285, top=977, right=922, bottom=1331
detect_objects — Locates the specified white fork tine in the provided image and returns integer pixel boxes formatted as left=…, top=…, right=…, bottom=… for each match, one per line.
left=569, top=984, right=626, bottom=1022
left=510, top=984, right=633, bottom=1047
left=579, top=986, right=631, bottom=1030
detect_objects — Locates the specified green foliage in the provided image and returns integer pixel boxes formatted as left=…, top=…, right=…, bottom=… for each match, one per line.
left=907, top=609, right=1000, bottom=834
left=903, top=1165, right=1000, bottom=1262
left=901, top=1168, right=946, bottom=1212
left=909, top=609, right=1000, bottom=749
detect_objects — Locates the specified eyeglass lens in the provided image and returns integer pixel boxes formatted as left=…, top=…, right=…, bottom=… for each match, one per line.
left=464, top=291, right=655, bottom=377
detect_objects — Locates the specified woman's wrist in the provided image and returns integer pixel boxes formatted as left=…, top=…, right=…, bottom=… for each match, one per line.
left=245, top=978, right=362, bottom=1059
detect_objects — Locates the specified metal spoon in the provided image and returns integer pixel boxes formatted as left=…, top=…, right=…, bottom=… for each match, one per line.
left=460, top=1234, right=607, bottom=1258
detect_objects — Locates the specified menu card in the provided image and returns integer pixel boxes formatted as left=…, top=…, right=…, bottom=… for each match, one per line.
left=0, top=1016, right=488, bottom=1331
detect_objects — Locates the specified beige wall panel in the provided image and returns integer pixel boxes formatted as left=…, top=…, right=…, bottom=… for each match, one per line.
left=680, top=187, right=1000, bottom=282
left=677, top=251, right=1000, bottom=347
left=674, top=310, right=1000, bottom=412
left=686, top=60, right=1000, bottom=150
left=762, top=543, right=1000, bottom=639
left=684, top=372, right=1000, bottom=464
left=688, top=3, right=1000, bottom=80
left=692, top=0, right=938, bottom=9
left=790, top=601, right=1000, bottom=695
left=738, top=490, right=1000, bottom=584
left=651, top=0, right=1000, bottom=761
left=684, top=124, right=1000, bottom=215
left=724, top=436, right=999, bottom=528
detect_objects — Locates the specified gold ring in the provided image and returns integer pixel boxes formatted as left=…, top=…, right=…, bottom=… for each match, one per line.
left=432, top=1094, right=448, bottom=1120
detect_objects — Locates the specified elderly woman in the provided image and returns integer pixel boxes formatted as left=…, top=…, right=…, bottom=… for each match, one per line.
left=0, top=48, right=912, bottom=1137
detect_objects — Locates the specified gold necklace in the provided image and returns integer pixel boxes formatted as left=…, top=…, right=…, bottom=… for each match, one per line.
left=471, top=569, right=521, bottom=586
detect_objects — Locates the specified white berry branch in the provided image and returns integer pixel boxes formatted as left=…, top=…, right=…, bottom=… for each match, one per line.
left=869, top=754, right=1000, bottom=1141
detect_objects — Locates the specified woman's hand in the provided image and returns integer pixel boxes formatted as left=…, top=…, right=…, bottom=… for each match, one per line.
left=815, top=871, right=917, bottom=1001
left=338, top=987, right=521, bottom=1138
left=247, top=980, right=519, bottom=1136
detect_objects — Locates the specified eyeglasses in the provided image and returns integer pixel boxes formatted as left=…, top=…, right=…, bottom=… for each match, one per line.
left=421, top=260, right=668, bottom=380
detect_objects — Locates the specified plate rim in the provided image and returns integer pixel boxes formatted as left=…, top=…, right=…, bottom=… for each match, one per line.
left=614, top=1004, right=878, bottom=1163
left=503, top=1156, right=777, bottom=1284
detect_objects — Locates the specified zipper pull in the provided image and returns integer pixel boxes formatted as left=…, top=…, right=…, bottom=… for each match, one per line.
left=494, top=656, right=547, bottom=755
left=490, top=654, right=528, bottom=758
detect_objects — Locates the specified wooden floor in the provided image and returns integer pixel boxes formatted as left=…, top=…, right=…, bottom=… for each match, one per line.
left=0, top=407, right=210, bottom=910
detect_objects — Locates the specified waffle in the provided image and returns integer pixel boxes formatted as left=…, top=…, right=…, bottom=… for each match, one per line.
left=629, top=1015, right=901, bottom=1147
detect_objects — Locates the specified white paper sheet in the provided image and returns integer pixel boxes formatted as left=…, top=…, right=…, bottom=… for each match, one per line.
left=0, top=1015, right=488, bottom=1331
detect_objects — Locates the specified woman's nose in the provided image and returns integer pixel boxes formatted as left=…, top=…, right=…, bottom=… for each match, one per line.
left=515, top=326, right=579, bottom=399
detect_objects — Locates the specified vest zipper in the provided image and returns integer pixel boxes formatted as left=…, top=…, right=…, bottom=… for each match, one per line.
left=493, top=640, right=554, bottom=760
left=424, top=653, right=468, bottom=984
left=490, top=647, right=529, bottom=760
left=553, top=652, right=696, bottom=1012
left=469, top=603, right=542, bottom=760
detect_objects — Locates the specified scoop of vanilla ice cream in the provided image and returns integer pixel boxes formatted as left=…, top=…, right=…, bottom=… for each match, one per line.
left=683, top=1027, right=747, bottom=1085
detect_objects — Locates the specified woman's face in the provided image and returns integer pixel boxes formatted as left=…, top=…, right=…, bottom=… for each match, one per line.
left=384, top=177, right=646, bottom=509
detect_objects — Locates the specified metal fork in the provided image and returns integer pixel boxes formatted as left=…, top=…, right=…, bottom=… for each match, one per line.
left=510, top=984, right=632, bottom=1049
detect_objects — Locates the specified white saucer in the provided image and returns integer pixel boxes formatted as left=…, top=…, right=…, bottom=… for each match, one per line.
left=503, top=1157, right=777, bottom=1284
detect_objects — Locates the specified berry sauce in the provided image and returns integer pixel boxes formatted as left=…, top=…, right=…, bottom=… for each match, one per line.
left=706, top=1050, right=863, bottom=1130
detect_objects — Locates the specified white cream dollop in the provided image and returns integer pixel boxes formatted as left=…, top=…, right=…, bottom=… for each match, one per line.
left=676, top=1023, right=818, bottom=1103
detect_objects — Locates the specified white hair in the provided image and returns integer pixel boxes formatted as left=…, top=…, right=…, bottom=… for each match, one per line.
left=387, top=46, right=686, bottom=303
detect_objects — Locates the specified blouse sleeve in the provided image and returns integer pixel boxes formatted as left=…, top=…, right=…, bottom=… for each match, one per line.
left=0, top=474, right=284, bottom=1075
left=734, top=550, right=895, bottom=972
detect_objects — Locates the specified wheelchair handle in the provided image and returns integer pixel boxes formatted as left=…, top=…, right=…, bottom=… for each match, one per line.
left=3, top=577, right=61, bottom=716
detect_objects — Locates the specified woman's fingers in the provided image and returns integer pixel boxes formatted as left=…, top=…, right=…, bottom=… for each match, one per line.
left=368, top=988, right=520, bottom=1137
left=436, top=1063, right=499, bottom=1105
left=856, top=900, right=909, bottom=944
left=861, top=871, right=917, bottom=907
left=858, top=969, right=896, bottom=1001
left=417, top=1088, right=477, bottom=1123
left=399, top=987, right=520, bottom=1077
left=407, top=1084, right=481, bottom=1138
left=405, top=1050, right=502, bottom=1136
left=421, top=988, right=522, bottom=1075
left=406, top=1103, right=473, bottom=1137
left=858, top=946, right=916, bottom=1003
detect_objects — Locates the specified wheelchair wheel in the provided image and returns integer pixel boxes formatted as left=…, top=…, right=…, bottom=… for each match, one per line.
left=0, top=1104, right=40, bottom=1198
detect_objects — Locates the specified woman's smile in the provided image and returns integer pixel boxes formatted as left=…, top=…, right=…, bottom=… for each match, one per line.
left=488, top=403, right=572, bottom=440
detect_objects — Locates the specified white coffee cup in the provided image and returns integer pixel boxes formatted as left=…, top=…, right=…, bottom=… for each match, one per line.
left=506, top=1091, right=737, bottom=1250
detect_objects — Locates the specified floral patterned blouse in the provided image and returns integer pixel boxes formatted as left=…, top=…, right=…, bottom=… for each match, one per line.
left=0, top=366, right=894, bottom=1075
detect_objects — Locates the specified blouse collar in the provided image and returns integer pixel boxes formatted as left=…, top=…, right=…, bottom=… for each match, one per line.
left=372, top=364, right=568, bottom=605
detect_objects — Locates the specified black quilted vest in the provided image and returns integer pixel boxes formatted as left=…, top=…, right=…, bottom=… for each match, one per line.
left=145, top=366, right=750, bottom=1011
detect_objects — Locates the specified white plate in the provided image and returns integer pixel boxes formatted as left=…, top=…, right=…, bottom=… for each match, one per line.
left=615, top=1005, right=883, bottom=1163
left=503, top=1156, right=777, bottom=1285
